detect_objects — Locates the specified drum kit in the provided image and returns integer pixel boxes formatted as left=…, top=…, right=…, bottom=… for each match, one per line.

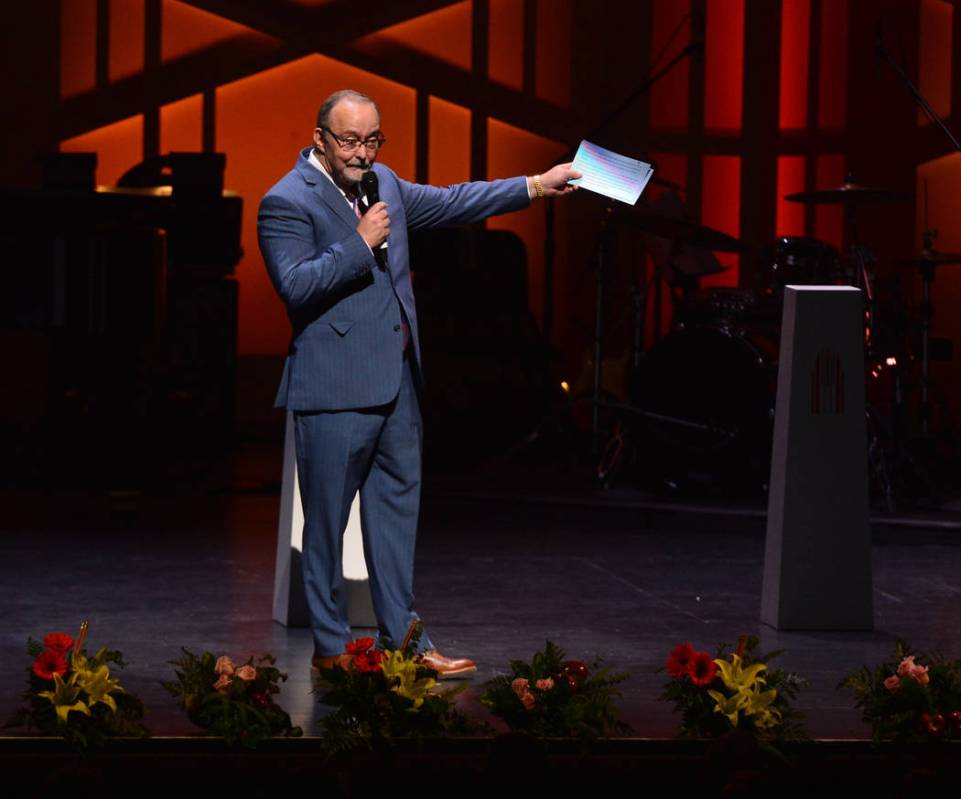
left=596, top=176, right=958, bottom=505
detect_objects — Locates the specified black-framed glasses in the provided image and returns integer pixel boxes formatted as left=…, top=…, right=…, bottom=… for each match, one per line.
left=322, top=128, right=386, bottom=152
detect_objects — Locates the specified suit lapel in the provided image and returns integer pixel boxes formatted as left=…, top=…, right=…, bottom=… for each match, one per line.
left=295, top=151, right=359, bottom=233
left=311, top=176, right=360, bottom=233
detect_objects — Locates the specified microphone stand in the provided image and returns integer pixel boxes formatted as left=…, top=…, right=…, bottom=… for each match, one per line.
left=875, top=40, right=961, bottom=154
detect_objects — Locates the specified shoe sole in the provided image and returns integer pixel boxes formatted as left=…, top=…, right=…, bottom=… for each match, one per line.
left=311, top=660, right=477, bottom=678
left=434, top=665, right=477, bottom=679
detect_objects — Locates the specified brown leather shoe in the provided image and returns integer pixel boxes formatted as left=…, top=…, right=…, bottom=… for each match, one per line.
left=312, top=654, right=351, bottom=672
left=311, top=655, right=337, bottom=672
left=418, top=649, right=477, bottom=679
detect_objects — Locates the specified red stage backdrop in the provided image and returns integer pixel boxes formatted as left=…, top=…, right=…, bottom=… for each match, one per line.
left=4, top=0, right=956, bottom=420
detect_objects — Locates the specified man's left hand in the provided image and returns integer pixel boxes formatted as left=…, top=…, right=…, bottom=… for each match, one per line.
left=533, top=162, right=582, bottom=198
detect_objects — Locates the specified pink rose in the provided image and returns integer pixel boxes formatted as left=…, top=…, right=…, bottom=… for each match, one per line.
left=235, top=665, right=257, bottom=681
left=214, top=656, right=236, bottom=676
left=897, top=656, right=930, bottom=685
left=909, top=664, right=930, bottom=686
left=896, top=656, right=916, bottom=677
left=520, top=691, right=535, bottom=710
left=883, top=675, right=901, bottom=693
left=213, top=674, right=232, bottom=693
left=535, top=678, right=554, bottom=691
left=511, top=677, right=530, bottom=697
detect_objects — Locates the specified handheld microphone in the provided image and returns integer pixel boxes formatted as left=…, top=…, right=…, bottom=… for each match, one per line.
left=361, top=169, right=379, bottom=205
left=361, top=171, right=388, bottom=269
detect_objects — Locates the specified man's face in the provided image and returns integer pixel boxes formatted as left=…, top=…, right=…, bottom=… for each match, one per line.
left=313, top=99, right=381, bottom=194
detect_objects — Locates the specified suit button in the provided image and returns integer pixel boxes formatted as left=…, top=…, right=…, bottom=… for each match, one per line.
left=393, top=324, right=401, bottom=331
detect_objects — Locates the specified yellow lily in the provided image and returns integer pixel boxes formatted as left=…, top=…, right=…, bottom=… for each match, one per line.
left=709, top=654, right=782, bottom=729
left=75, top=662, right=123, bottom=713
left=381, top=650, right=437, bottom=709
left=742, top=685, right=781, bottom=728
left=37, top=673, right=91, bottom=724
left=714, top=654, right=767, bottom=693
left=707, top=688, right=748, bottom=727
left=62, top=647, right=124, bottom=714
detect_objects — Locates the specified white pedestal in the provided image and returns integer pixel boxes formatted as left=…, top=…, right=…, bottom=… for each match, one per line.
left=272, top=411, right=376, bottom=628
left=761, top=286, right=873, bottom=630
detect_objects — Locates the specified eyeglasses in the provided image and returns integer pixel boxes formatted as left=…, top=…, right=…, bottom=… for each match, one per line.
left=323, top=128, right=386, bottom=152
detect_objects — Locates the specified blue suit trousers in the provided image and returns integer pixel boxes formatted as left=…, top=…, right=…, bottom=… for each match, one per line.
left=293, top=355, right=432, bottom=656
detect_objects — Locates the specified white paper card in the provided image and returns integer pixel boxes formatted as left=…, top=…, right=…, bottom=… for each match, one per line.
left=570, top=140, right=654, bottom=205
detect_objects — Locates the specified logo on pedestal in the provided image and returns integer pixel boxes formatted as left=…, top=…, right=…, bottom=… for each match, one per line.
left=811, top=348, right=844, bottom=415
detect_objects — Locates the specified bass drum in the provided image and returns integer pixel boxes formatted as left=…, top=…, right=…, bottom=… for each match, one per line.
left=631, top=324, right=778, bottom=496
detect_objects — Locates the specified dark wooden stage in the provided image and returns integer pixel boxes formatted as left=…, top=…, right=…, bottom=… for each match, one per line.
left=0, top=451, right=961, bottom=799
left=2, top=458, right=961, bottom=792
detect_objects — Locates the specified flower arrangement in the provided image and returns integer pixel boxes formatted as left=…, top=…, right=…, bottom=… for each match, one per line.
left=479, top=641, right=632, bottom=739
left=6, top=622, right=147, bottom=750
left=659, top=635, right=806, bottom=740
left=162, top=650, right=302, bottom=748
left=314, top=624, right=473, bottom=754
left=839, top=640, right=961, bottom=743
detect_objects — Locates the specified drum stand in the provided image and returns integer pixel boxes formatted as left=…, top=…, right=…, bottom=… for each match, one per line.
left=838, top=190, right=903, bottom=511
left=590, top=209, right=608, bottom=441
left=861, top=233, right=957, bottom=509
left=874, top=33, right=961, bottom=506
left=886, top=230, right=961, bottom=506
left=916, top=230, right=940, bottom=436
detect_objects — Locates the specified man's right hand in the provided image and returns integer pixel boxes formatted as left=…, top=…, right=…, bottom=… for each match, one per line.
left=357, top=201, right=390, bottom=249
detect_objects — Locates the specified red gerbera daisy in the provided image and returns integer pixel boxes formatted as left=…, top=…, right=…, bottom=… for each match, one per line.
left=32, top=650, right=68, bottom=681
left=666, top=643, right=696, bottom=678
left=42, top=632, right=74, bottom=654
left=689, top=651, right=718, bottom=686
left=353, top=649, right=383, bottom=673
left=345, top=637, right=376, bottom=656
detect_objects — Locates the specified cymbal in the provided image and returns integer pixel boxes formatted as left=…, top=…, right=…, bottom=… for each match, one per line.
left=615, top=205, right=744, bottom=253
left=899, top=250, right=961, bottom=267
left=785, top=182, right=913, bottom=205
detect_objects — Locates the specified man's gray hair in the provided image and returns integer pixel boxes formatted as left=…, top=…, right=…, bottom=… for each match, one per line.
left=316, top=90, right=380, bottom=129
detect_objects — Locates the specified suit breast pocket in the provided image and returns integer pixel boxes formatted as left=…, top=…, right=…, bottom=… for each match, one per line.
left=328, top=320, right=353, bottom=337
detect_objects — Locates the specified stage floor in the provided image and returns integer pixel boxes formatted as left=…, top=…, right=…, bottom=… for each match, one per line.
left=2, top=484, right=960, bottom=740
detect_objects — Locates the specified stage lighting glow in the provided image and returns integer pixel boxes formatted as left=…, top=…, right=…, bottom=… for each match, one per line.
left=560, top=381, right=570, bottom=393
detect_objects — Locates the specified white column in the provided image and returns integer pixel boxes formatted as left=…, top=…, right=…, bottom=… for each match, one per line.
left=272, top=411, right=376, bottom=628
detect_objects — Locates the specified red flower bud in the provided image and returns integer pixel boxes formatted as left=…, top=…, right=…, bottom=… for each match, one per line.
left=562, top=660, right=590, bottom=683
left=920, top=711, right=945, bottom=737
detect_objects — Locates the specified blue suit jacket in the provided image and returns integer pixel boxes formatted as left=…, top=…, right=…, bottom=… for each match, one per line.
left=258, top=148, right=531, bottom=411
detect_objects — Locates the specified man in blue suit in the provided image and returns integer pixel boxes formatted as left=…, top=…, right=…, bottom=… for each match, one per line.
left=258, top=89, right=579, bottom=676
